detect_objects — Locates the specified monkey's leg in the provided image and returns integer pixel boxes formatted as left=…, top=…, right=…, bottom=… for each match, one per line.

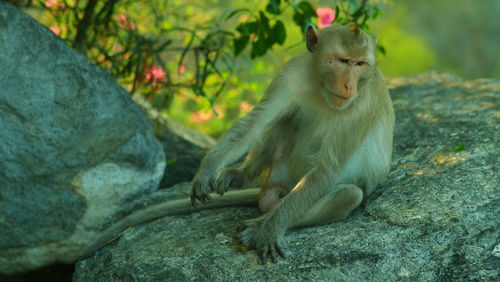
left=214, top=124, right=292, bottom=194
left=240, top=184, right=362, bottom=263
left=258, top=162, right=292, bottom=213
left=293, top=184, right=363, bottom=228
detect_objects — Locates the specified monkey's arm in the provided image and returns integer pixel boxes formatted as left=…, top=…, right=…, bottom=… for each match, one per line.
left=80, top=188, right=260, bottom=260
left=192, top=74, right=301, bottom=203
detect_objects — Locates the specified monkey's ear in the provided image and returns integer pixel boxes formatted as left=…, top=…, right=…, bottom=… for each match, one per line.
left=373, top=35, right=379, bottom=45
left=305, top=24, right=318, bottom=53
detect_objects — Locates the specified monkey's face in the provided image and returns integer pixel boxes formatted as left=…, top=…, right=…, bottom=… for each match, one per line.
left=318, top=55, right=373, bottom=109
left=307, top=24, right=376, bottom=110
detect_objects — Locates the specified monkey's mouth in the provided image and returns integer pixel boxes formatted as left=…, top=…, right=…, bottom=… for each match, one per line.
left=330, top=92, right=350, bottom=101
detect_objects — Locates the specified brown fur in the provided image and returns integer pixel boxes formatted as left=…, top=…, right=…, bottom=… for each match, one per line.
left=81, top=25, right=393, bottom=261
left=192, top=24, right=394, bottom=263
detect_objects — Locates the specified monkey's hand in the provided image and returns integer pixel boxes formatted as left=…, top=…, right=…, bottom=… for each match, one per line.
left=215, top=167, right=247, bottom=193
left=191, top=167, right=247, bottom=206
left=239, top=219, right=286, bottom=263
left=191, top=170, right=217, bottom=206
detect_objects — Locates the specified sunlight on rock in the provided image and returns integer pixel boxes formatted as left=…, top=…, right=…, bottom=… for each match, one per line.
left=401, top=209, right=423, bottom=221
left=431, top=151, right=469, bottom=167
left=401, top=162, right=417, bottom=169
left=477, top=101, right=495, bottom=110
left=416, top=112, right=439, bottom=123
left=401, top=163, right=438, bottom=177
left=410, top=168, right=436, bottom=177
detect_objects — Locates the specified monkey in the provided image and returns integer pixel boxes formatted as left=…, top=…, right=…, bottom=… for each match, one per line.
left=257, top=167, right=291, bottom=213
left=80, top=24, right=394, bottom=264
left=191, top=23, right=395, bottom=263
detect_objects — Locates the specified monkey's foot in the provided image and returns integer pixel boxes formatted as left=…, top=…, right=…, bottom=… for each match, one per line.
left=239, top=224, right=286, bottom=264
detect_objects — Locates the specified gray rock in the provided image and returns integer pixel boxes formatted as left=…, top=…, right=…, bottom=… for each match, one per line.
left=132, top=95, right=215, bottom=188
left=156, top=118, right=215, bottom=188
left=0, top=3, right=165, bottom=274
left=74, top=73, right=499, bottom=281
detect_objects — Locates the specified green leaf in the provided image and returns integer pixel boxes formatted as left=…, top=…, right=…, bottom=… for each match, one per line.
left=266, top=0, right=281, bottom=15
left=297, top=1, right=316, bottom=18
left=334, top=5, right=340, bottom=23
left=349, top=0, right=357, bottom=12
left=166, top=159, right=177, bottom=167
left=293, top=12, right=304, bottom=27
left=371, top=5, right=380, bottom=19
left=251, top=37, right=268, bottom=58
left=352, top=6, right=365, bottom=19
left=224, top=8, right=249, bottom=21
left=155, top=39, right=172, bottom=52
left=236, top=21, right=258, bottom=36
left=233, top=36, right=249, bottom=56
left=273, top=20, right=286, bottom=45
left=259, top=11, right=270, bottom=29
left=453, top=144, right=465, bottom=151
left=376, top=45, right=386, bottom=55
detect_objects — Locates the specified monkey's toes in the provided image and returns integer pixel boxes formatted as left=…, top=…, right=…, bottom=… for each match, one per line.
left=256, top=242, right=286, bottom=264
left=238, top=226, right=259, bottom=248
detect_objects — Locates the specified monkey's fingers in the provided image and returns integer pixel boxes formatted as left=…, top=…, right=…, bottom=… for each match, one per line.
left=191, top=181, right=202, bottom=206
left=194, top=194, right=208, bottom=204
left=208, top=178, right=217, bottom=193
left=190, top=194, right=198, bottom=207
left=258, top=245, right=270, bottom=264
left=190, top=190, right=211, bottom=206
left=275, top=243, right=286, bottom=259
left=270, top=247, right=279, bottom=263
left=202, top=193, right=211, bottom=202
left=269, top=243, right=286, bottom=263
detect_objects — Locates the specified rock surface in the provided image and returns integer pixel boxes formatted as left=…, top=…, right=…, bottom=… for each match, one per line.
left=74, top=72, right=499, bottom=281
left=0, top=3, right=165, bottom=274
left=133, top=95, right=215, bottom=188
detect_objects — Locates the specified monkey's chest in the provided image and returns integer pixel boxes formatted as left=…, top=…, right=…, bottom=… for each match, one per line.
left=286, top=123, right=328, bottom=181
left=285, top=114, right=360, bottom=183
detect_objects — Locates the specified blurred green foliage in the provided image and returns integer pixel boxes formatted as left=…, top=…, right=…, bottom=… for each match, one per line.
left=16, top=0, right=384, bottom=137
left=11, top=0, right=500, bottom=137
left=370, top=5, right=435, bottom=77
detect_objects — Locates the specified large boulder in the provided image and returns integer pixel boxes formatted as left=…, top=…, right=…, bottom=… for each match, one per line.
left=74, top=73, right=499, bottom=281
left=133, top=95, right=215, bottom=188
left=0, top=3, right=165, bottom=274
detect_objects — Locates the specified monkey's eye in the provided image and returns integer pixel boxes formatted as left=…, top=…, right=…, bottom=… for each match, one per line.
left=338, top=58, right=350, bottom=64
left=355, top=61, right=366, bottom=66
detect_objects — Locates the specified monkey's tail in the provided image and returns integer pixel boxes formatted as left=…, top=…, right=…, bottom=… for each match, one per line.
left=79, top=188, right=260, bottom=260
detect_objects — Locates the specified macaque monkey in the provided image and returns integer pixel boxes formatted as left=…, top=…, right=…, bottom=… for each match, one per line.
left=80, top=24, right=394, bottom=263
left=191, top=24, right=395, bottom=262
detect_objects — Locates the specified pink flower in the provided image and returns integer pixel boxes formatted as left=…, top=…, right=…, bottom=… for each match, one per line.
left=190, top=111, right=214, bottom=123
left=239, top=101, right=253, bottom=112
left=45, top=0, right=65, bottom=10
left=49, top=26, right=61, bottom=36
left=316, top=8, right=335, bottom=29
left=177, top=64, right=186, bottom=74
left=44, top=0, right=57, bottom=8
left=115, top=13, right=136, bottom=30
left=190, top=106, right=223, bottom=123
left=145, top=66, right=167, bottom=87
